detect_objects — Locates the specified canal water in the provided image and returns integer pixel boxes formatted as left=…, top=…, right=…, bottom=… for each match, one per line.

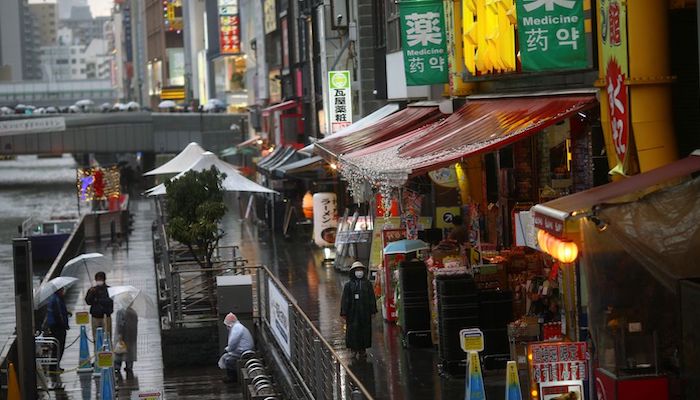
left=0, top=155, right=79, bottom=345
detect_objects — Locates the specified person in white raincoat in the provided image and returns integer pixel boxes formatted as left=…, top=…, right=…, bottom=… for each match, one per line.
left=218, top=313, right=254, bottom=383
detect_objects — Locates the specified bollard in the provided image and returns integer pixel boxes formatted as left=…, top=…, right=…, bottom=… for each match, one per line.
left=93, top=327, right=104, bottom=376
left=505, top=361, right=522, bottom=400
left=7, top=362, right=21, bottom=400
left=98, top=352, right=116, bottom=400
left=465, top=351, right=486, bottom=400
left=78, top=326, right=92, bottom=373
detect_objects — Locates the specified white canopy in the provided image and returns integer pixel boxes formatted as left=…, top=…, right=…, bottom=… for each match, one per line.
left=147, top=152, right=277, bottom=196
left=143, top=142, right=206, bottom=176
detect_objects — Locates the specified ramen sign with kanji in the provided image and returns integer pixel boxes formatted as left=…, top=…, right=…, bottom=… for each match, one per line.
left=399, top=0, right=449, bottom=86
left=528, top=341, right=588, bottom=383
left=328, top=71, right=353, bottom=133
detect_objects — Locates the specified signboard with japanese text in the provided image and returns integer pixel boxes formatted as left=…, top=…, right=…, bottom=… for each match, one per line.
left=263, top=0, right=277, bottom=34
left=312, top=192, right=338, bottom=246
left=599, top=0, right=631, bottom=174
left=96, top=351, right=114, bottom=368
left=328, top=71, right=353, bottom=133
left=218, top=0, right=240, bottom=54
left=267, top=279, right=291, bottom=359
left=528, top=341, right=587, bottom=383
left=517, top=0, right=587, bottom=71
left=460, top=328, right=484, bottom=352
left=0, top=117, right=65, bottom=136
left=399, top=0, right=449, bottom=86
left=75, top=312, right=90, bottom=325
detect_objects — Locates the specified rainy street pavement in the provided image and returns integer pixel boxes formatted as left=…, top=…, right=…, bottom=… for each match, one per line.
left=48, top=194, right=509, bottom=400
left=47, top=199, right=242, bottom=399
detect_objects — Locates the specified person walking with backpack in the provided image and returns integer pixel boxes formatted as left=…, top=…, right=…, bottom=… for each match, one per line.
left=85, top=271, right=114, bottom=345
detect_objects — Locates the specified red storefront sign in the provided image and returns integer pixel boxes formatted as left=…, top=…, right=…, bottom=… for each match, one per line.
left=218, top=0, right=240, bottom=54
left=529, top=342, right=588, bottom=383
left=607, top=58, right=628, bottom=163
left=532, top=211, right=565, bottom=237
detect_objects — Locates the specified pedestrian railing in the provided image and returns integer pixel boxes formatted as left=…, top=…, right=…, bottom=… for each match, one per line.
left=255, top=266, right=373, bottom=400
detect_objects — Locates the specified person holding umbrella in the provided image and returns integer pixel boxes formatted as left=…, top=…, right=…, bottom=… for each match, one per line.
left=340, top=261, right=377, bottom=359
left=113, top=304, right=138, bottom=375
left=46, top=288, right=70, bottom=370
left=85, top=271, right=114, bottom=343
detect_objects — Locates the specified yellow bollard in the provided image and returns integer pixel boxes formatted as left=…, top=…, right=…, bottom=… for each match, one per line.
left=7, top=362, right=21, bottom=400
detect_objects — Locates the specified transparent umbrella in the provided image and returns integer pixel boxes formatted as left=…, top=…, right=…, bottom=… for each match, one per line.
left=34, top=277, right=78, bottom=309
left=75, top=99, right=94, bottom=107
left=158, top=100, right=177, bottom=109
left=61, top=252, right=110, bottom=284
left=107, top=286, right=159, bottom=319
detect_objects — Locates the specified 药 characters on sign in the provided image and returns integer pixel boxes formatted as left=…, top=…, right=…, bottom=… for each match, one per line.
left=400, top=0, right=449, bottom=86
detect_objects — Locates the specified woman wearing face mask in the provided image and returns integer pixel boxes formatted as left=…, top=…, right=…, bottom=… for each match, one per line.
left=340, top=261, right=377, bottom=359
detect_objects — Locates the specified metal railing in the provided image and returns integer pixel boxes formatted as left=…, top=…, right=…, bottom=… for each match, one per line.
left=255, top=266, right=374, bottom=400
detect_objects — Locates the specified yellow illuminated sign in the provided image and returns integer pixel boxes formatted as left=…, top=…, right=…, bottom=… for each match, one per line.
left=462, top=0, right=516, bottom=75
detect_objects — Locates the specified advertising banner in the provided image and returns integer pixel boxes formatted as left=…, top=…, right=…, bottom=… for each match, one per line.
left=312, top=192, right=338, bottom=246
left=218, top=0, right=240, bottom=54
left=599, top=0, right=632, bottom=174
left=328, top=71, right=353, bottom=133
left=517, top=0, right=587, bottom=71
left=267, top=278, right=291, bottom=358
left=399, top=0, right=449, bottom=86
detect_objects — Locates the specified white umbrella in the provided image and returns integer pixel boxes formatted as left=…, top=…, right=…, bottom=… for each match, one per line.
left=107, top=286, right=158, bottom=319
left=113, top=102, right=124, bottom=110
left=143, top=142, right=206, bottom=176
left=34, top=277, right=78, bottom=309
left=158, top=100, right=177, bottom=109
left=61, top=253, right=110, bottom=284
left=146, top=152, right=277, bottom=196
left=75, top=99, right=94, bottom=106
left=126, top=101, right=140, bottom=111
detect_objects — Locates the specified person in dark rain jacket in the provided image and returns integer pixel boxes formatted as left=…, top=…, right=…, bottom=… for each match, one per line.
left=340, top=261, right=377, bottom=359
left=47, top=288, right=70, bottom=370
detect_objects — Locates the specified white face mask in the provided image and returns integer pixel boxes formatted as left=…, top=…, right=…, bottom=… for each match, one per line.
left=354, top=270, right=364, bottom=279
left=95, top=280, right=105, bottom=286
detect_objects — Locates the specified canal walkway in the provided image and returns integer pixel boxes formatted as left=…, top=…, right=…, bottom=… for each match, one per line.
left=46, top=199, right=242, bottom=399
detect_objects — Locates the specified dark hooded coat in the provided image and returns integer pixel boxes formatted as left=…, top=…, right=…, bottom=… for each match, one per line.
left=340, top=266, right=377, bottom=350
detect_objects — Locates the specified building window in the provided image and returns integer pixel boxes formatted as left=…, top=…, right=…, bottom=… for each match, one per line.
left=71, top=59, right=76, bottom=64
left=385, top=0, right=401, bottom=53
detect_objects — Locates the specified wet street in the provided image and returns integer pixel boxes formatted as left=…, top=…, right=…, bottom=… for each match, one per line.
left=40, top=193, right=514, bottom=399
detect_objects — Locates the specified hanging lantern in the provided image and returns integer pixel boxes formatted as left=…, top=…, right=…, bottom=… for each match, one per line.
left=555, top=240, right=579, bottom=263
left=302, top=191, right=314, bottom=219
left=537, top=229, right=549, bottom=252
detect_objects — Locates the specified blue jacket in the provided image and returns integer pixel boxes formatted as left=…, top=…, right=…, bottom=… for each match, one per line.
left=225, top=321, right=254, bottom=359
left=47, top=293, right=69, bottom=330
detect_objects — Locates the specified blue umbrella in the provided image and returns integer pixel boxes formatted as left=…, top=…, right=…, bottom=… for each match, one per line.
left=383, top=239, right=429, bottom=255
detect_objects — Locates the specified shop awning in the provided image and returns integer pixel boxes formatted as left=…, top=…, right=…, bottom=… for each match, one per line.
left=339, top=94, right=596, bottom=188
left=315, top=105, right=443, bottom=162
left=262, top=100, right=297, bottom=114
left=274, top=155, right=326, bottom=178
left=532, top=150, right=700, bottom=234
left=258, top=146, right=304, bottom=175
left=300, top=103, right=402, bottom=155
left=236, top=135, right=262, bottom=148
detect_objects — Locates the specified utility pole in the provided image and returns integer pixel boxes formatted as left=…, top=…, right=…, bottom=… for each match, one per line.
left=307, top=14, right=318, bottom=139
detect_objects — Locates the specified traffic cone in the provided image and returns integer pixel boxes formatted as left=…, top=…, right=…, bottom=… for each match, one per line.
left=7, top=362, right=20, bottom=400
left=465, top=351, right=486, bottom=400
left=93, top=327, right=104, bottom=376
left=99, top=363, right=115, bottom=400
left=505, top=361, right=522, bottom=400
left=78, top=326, right=92, bottom=373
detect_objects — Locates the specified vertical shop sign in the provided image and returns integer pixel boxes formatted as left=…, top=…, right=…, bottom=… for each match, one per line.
left=517, top=0, right=587, bottom=71
left=218, top=0, right=240, bottom=54
left=263, top=0, right=277, bottom=34
left=599, top=0, right=631, bottom=173
left=399, top=0, right=449, bottom=86
left=328, top=71, right=353, bottom=133
left=267, top=279, right=291, bottom=358
left=313, top=192, right=338, bottom=247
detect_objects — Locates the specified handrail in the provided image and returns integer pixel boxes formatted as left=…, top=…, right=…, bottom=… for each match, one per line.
left=260, top=265, right=374, bottom=400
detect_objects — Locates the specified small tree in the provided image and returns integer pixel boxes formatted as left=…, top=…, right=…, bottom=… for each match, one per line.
left=165, top=167, right=227, bottom=269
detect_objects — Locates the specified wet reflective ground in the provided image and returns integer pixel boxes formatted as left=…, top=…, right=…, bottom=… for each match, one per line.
left=47, top=194, right=517, bottom=399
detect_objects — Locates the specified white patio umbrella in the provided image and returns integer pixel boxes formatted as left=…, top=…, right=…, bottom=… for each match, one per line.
left=143, top=142, right=206, bottom=176
left=146, top=152, right=277, bottom=196
left=61, top=252, right=110, bottom=284
left=34, top=277, right=79, bottom=309
left=158, top=100, right=177, bottom=109
left=108, top=286, right=159, bottom=319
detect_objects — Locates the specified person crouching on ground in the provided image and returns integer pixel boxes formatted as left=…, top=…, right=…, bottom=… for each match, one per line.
left=341, top=261, right=377, bottom=359
left=218, top=313, right=254, bottom=384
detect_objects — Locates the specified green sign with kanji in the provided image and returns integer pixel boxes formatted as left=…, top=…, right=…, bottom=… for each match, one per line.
left=517, top=0, right=587, bottom=71
left=399, top=0, right=449, bottom=86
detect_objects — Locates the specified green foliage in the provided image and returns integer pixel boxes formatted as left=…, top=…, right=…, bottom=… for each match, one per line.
left=165, top=167, right=228, bottom=268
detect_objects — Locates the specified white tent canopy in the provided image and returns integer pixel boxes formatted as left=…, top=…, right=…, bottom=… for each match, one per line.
left=147, top=152, right=277, bottom=196
left=143, top=142, right=206, bottom=176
